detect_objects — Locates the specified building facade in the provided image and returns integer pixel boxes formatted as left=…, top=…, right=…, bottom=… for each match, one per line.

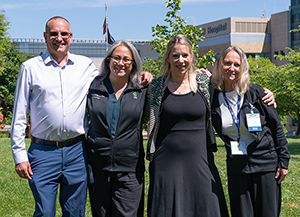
left=197, top=12, right=291, bottom=66
left=12, top=38, right=153, bottom=68
left=291, top=0, right=300, bottom=50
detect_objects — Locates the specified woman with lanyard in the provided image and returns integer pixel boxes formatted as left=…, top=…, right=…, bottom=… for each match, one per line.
left=210, top=45, right=290, bottom=217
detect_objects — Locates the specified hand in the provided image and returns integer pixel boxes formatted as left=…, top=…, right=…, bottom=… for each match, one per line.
left=195, top=68, right=212, bottom=78
left=15, top=161, right=33, bottom=180
left=140, top=71, right=153, bottom=87
left=275, top=167, right=288, bottom=184
left=262, top=88, right=277, bottom=108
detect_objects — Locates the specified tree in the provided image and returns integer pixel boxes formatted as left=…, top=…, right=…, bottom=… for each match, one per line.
left=249, top=50, right=300, bottom=135
left=0, top=10, right=11, bottom=75
left=0, top=10, right=33, bottom=124
left=142, top=0, right=215, bottom=77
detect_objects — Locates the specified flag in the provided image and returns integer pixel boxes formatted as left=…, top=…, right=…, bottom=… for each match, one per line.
left=103, top=18, right=107, bottom=35
left=107, top=28, right=115, bottom=44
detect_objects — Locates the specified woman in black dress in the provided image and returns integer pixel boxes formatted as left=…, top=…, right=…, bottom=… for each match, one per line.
left=146, top=34, right=229, bottom=217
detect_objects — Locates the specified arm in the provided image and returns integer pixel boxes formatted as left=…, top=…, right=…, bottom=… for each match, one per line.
left=196, top=68, right=276, bottom=108
left=195, top=68, right=212, bottom=78
left=275, top=167, right=288, bottom=184
left=10, top=64, right=33, bottom=180
left=15, top=162, right=33, bottom=180
left=140, top=71, right=153, bottom=87
left=255, top=85, right=289, bottom=183
left=262, top=88, right=277, bottom=108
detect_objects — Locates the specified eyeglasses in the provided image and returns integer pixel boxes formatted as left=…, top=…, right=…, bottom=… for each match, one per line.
left=46, top=31, right=71, bottom=39
left=110, top=56, right=133, bottom=65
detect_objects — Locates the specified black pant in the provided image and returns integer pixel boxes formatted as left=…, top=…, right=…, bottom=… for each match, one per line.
left=89, top=169, right=144, bottom=217
left=228, top=171, right=281, bottom=217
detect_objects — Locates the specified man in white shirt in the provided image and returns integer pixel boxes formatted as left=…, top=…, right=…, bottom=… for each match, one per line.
left=11, top=16, right=153, bottom=216
left=11, top=16, right=97, bottom=216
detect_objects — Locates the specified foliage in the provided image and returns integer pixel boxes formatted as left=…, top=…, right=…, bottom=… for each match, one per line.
left=248, top=49, right=300, bottom=134
left=142, top=0, right=215, bottom=78
left=0, top=10, right=33, bottom=124
left=0, top=107, right=5, bottom=128
left=0, top=10, right=11, bottom=74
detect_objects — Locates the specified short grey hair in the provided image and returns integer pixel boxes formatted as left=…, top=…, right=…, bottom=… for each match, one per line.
left=45, top=16, right=70, bottom=32
left=99, top=40, right=143, bottom=88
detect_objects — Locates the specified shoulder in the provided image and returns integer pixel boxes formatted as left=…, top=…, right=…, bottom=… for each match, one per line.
left=148, top=76, right=166, bottom=107
left=196, top=72, right=210, bottom=83
left=248, top=83, right=265, bottom=97
left=89, top=76, right=105, bottom=90
left=149, top=76, right=166, bottom=92
left=22, top=55, right=41, bottom=66
left=151, top=76, right=165, bottom=86
left=196, top=73, right=211, bottom=100
left=69, top=53, right=94, bottom=64
left=196, top=73, right=210, bottom=91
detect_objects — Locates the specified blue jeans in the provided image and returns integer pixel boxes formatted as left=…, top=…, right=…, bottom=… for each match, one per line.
left=28, top=140, right=88, bottom=217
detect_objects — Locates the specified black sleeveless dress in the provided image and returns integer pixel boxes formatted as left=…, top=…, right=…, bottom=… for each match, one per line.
left=148, top=88, right=228, bottom=217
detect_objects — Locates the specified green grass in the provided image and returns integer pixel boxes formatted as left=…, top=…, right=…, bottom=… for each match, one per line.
left=1, top=137, right=299, bottom=216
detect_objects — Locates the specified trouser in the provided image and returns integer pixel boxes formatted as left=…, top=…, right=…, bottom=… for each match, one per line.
left=228, top=171, right=281, bottom=217
left=28, top=140, right=88, bottom=217
left=88, top=169, right=144, bottom=217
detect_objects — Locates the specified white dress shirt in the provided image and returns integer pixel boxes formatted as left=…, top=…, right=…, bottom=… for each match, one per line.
left=11, top=50, right=99, bottom=164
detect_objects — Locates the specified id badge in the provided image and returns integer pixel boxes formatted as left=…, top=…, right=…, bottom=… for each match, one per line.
left=231, top=141, right=247, bottom=155
left=246, top=113, right=262, bottom=131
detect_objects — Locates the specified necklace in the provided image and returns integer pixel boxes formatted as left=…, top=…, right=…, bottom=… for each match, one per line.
left=171, top=78, right=187, bottom=86
left=170, top=78, right=189, bottom=95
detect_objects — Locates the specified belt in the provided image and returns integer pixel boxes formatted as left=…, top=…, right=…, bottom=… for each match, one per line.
left=31, top=135, right=85, bottom=147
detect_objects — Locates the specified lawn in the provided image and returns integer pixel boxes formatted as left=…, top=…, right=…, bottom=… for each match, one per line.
left=1, top=137, right=299, bottom=216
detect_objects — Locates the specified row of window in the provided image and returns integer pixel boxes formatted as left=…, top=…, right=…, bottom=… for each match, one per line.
left=291, top=0, right=300, bottom=6
left=273, top=51, right=286, bottom=56
left=246, top=53, right=270, bottom=59
left=235, top=22, right=269, bottom=33
left=291, top=13, right=300, bottom=23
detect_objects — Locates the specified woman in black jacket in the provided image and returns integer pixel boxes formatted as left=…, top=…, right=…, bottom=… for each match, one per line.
left=86, top=40, right=148, bottom=217
left=211, top=45, right=290, bottom=217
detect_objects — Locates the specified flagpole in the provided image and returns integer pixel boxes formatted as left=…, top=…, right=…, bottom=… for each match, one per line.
left=105, top=3, right=108, bottom=51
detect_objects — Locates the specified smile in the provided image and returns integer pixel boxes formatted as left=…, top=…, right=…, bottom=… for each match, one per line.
left=225, top=71, right=235, bottom=75
left=177, top=65, right=186, bottom=69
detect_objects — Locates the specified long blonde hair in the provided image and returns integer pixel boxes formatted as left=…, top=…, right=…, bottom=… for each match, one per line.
left=211, top=45, right=250, bottom=95
left=160, top=34, right=198, bottom=93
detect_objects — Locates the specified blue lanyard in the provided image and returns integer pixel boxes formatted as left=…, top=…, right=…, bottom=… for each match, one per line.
left=222, top=91, right=242, bottom=142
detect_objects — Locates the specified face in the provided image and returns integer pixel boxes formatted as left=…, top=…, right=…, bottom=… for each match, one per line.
left=44, top=18, right=73, bottom=61
left=167, top=44, right=193, bottom=77
left=109, top=45, right=133, bottom=81
left=222, top=50, right=241, bottom=86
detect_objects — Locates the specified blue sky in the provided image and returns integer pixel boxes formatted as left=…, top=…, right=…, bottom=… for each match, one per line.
left=1, top=0, right=290, bottom=41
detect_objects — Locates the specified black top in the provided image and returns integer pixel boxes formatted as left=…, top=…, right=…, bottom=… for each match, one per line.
left=87, top=76, right=147, bottom=172
left=148, top=88, right=229, bottom=217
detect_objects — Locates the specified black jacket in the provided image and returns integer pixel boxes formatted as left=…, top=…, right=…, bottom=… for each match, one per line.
left=87, top=76, right=147, bottom=172
left=211, top=83, right=290, bottom=175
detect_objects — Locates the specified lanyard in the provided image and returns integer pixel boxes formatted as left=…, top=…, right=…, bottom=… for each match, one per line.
left=222, top=91, right=242, bottom=142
